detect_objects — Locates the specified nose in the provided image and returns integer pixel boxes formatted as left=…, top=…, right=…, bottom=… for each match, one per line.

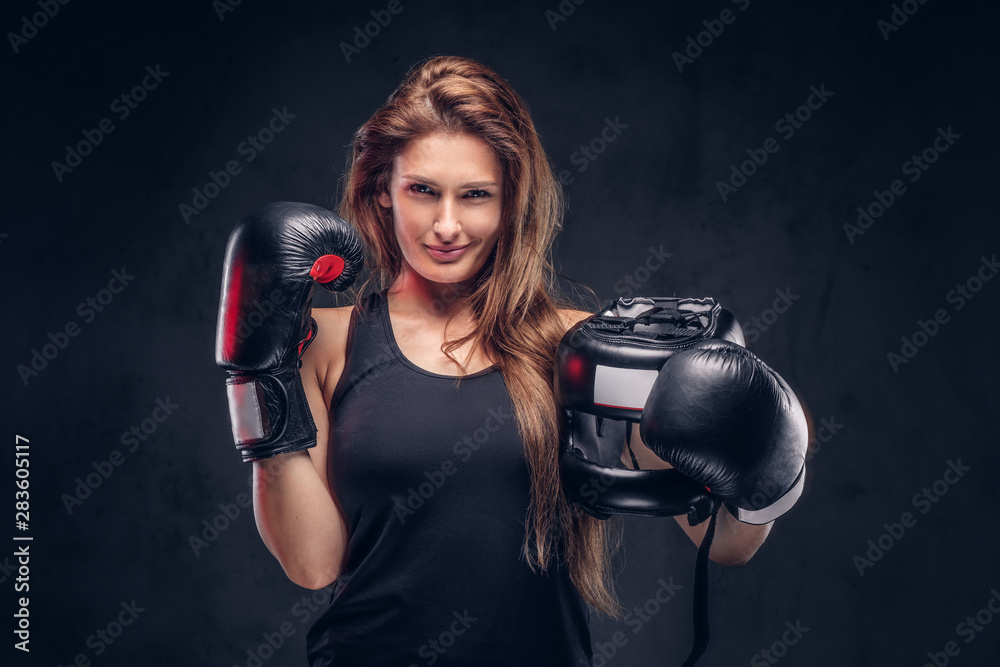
left=433, top=198, right=461, bottom=242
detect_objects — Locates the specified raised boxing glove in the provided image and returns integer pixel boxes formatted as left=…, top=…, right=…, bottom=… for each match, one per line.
left=215, top=202, right=363, bottom=462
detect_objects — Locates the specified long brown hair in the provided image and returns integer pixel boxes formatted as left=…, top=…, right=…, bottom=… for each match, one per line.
left=339, top=55, right=622, bottom=616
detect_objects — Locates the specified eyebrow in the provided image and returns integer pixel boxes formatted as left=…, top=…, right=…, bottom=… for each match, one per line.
left=401, top=174, right=499, bottom=189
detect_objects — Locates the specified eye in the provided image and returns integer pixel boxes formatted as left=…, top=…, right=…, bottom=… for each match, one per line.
left=409, top=183, right=434, bottom=195
left=464, top=189, right=492, bottom=199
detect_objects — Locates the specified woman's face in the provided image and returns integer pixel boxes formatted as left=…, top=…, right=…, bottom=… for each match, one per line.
left=379, top=132, right=503, bottom=289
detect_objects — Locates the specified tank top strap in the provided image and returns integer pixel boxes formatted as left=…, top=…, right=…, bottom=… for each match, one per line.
left=329, top=290, right=395, bottom=413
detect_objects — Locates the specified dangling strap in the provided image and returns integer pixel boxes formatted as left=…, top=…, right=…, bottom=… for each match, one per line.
left=624, top=421, right=640, bottom=470
left=680, top=505, right=719, bottom=667
left=617, top=421, right=716, bottom=667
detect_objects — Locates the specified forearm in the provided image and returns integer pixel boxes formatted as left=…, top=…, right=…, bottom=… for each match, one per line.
left=675, top=504, right=772, bottom=566
left=711, top=505, right=772, bottom=565
left=252, top=451, right=348, bottom=589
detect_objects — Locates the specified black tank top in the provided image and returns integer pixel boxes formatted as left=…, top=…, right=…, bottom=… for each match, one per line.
left=305, top=290, right=593, bottom=666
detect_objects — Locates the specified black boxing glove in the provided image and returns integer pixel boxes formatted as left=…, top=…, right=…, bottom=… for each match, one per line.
left=639, top=339, right=809, bottom=524
left=215, top=202, right=363, bottom=462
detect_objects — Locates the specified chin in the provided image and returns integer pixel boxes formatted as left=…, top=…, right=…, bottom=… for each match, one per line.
left=418, top=262, right=486, bottom=288
left=424, top=270, right=477, bottom=287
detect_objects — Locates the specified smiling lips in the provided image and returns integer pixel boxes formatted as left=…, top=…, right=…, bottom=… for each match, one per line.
left=425, top=243, right=470, bottom=261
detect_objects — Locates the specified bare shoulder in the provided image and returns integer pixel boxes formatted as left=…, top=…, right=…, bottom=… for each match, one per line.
left=311, top=305, right=354, bottom=337
left=557, top=308, right=593, bottom=334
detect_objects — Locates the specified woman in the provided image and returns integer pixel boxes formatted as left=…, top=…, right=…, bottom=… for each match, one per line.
left=251, top=55, right=769, bottom=666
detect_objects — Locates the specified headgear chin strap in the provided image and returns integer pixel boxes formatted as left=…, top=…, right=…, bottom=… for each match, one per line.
left=555, top=296, right=745, bottom=667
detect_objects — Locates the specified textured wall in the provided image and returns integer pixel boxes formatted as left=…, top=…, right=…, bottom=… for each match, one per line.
left=3, top=0, right=998, bottom=665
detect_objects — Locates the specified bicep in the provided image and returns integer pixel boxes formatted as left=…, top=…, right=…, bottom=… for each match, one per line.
left=300, top=360, right=334, bottom=497
left=299, top=307, right=351, bottom=499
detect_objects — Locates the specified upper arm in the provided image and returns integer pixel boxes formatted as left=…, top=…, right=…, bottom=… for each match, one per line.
left=298, top=306, right=353, bottom=497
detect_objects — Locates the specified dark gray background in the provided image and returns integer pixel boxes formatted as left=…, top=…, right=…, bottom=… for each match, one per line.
left=3, top=0, right=998, bottom=665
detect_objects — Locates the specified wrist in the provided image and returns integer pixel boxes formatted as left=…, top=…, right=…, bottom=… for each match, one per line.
left=711, top=506, right=772, bottom=565
left=225, top=361, right=318, bottom=463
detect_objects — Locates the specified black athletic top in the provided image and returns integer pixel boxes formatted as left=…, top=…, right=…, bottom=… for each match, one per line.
left=305, top=290, right=593, bottom=666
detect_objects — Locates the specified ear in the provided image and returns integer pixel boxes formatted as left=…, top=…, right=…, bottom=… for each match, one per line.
left=378, top=191, right=392, bottom=208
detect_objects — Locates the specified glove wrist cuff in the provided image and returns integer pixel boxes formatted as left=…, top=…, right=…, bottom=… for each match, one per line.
left=224, top=361, right=317, bottom=462
left=724, top=464, right=806, bottom=525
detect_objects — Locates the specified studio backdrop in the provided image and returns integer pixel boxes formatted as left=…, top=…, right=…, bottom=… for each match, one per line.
left=3, top=0, right=998, bottom=665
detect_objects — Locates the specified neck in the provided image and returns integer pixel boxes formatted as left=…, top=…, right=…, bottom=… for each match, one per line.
left=388, top=263, right=478, bottom=320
